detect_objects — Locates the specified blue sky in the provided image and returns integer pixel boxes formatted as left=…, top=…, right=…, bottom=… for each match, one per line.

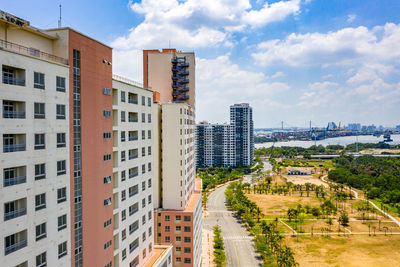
left=3, top=0, right=400, bottom=128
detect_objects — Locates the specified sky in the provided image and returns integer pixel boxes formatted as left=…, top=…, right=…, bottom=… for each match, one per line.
left=3, top=0, right=400, bottom=128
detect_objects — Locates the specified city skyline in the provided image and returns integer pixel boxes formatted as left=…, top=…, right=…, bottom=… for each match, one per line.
left=3, top=0, right=400, bottom=128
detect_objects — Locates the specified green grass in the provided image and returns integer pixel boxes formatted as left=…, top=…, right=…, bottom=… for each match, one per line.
left=371, top=199, right=400, bottom=215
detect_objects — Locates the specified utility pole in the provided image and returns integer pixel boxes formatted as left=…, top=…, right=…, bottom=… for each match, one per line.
left=58, top=4, right=62, bottom=28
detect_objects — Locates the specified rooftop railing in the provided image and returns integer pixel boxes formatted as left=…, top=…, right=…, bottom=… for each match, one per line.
left=0, top=39, right=68, bottom=65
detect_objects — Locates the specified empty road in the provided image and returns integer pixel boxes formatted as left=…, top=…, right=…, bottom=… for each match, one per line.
left=203, top=182, right=262, bottom=267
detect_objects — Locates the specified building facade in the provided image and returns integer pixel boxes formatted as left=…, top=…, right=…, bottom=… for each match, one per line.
left=0, top=10, right=174, bottom=267
left=196, top=103, right=254, bottom=169
left=0, top=12, right=71, bottom=267
left=145, top=49, right=202, bottom=267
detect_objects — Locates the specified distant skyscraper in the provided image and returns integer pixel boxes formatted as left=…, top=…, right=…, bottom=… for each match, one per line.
left=196, top=103, right=254, bottom=168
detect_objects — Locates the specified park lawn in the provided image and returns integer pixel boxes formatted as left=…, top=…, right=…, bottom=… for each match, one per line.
left=285, top=235, right=400, bottom=267
left=246, top=194, right=322, bottom=216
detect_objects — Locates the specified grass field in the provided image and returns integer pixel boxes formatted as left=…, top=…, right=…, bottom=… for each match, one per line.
left=246, top=191, right=400, bottom=266
left=285, top=235, right=400, bottom=267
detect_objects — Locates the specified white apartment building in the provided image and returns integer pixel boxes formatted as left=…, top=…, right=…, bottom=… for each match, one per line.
left=111, top=77, right=155, bottom=267
left=160, top=103, right=196, bottom=210
left=0, top=15, right=71, bottom=267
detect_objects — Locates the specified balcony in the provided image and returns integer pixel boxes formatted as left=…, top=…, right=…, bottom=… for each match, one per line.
left=180, top=78, right=189, bottom=84
left=130, top=241, right=139, bottom=253
left=3, top=143, right=26, bottom=153
left=129, top=207, right=139, bottom=216
left=181, top=86, right=189, bottom=92
left=129, top=171, right=138, bottom=179
left=129, top=223, right=139, bottom=234
left=128, top=98, right=138, bottom=104
left=3, top=100, right=26, bottom=119
left=0, top=39, right=68, bottom=65
left=180, top=62, right=189, bottom=67
left=5, top=239, right=27, bottom=255
left=180, top=69, right=189, bottom=76
left=4, top=175, right=26, bottom=187
left=5, top=207, right=26, bottom=221
left=2, top=76, right=25, bottom=86
left=129, top=154, right=138, bottom=160
left=128, top=112, right=138, bottom=122
left=129, top=135, right=138, bottom=141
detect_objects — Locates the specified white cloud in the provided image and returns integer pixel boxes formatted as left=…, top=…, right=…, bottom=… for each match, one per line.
left=347, top=14, right=356, bottom=23
left=242, top=0, right=301, bottom=28
left=112, top=49, right=143, bottom=82
left=252, top=23, right=400, bottom=67
left=347, top=63, right=395, bottom=84
left=111, top=0, right=302, bottom=50
left=196, top=54, right=290, bottom=123
left=270, top=71, right=285, bottom=78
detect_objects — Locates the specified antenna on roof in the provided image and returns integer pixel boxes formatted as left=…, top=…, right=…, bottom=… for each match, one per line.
left=58, top=4, right=62, bottom=28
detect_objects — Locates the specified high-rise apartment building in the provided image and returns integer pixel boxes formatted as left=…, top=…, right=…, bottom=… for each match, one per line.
left=231, top=103, right=254, bottom=167
left=144, top=49, right=202, bottom=267
left=0, top=10, right=172, bottom=267
left=196, top=103, right=254, bottom=168
left=196, top=123, right=234, bottom=168
left=0, top=13, right=71, bottom=267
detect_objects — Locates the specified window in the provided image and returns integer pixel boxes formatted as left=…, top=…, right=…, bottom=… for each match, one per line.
left=34, top=103, right=45, bottom=119
left=104, top=218, right=112, bottom=228
left=175, top=215, right=181, bottom=221
left=36, top=252, right=46, bottom=267
left=165, top=226, right=170, bottom=232
left=105, top=262, right=112, bottom=267
left=148, top=114, right=151, bottom=123
left=34, top=72, right=45, bottom=89
left=142, top=215, right=146, bottom=225
left=35, top=163, right=46, bottom=180
left=103, top=132, right=111, bottom=139
left=148, top=211, right=152, bottom=221
left=104, top=240, right=112, bottom=250
left=34, top=134, right=45, bottom=150
left=142, top=130, right=145, bottom=140
left=103, top=87, right=111, bottom=95
left=121, top=170, right=126, bottom=181
left=176, top=257, right=181, bottom=263
left=176, top=226, right=181, bottom=232
left=148, top=163, right=152, bottom=172
left=122, top=249, right=127, bottom=260
left=184, top=237, right=191, bottom=243
left=121, top=151, right=126, bottom=162
left=121, top=111, right=126, bottom=122
left=58, top=241, right=67, bottom=258
left=176, top=236, right=181, bottom=242
left=35, top=193, right=46, bottom=211
left=142, top=164, right=145, bottom=174
left=104, top=197, right=112, bottom=206
left=58, top=214, right=67, bottom=231
left=147, top=97, right=151, bottom=106
left=121, top=91, right=126, bottom=102
left=142, top=198, right=146, bottom=208
left=148, top=146, right=151, bottom=155
left=165, top=236, right=170, bottom=242
left=35, top=222, right=46, bottom=241
left=148, top=195, right=152, bottom=204
left=57, top=133, right=66, bottom=148
left=142, top=232, right=146, bottom=242
left=142, top=181, right=146, bottom=191
left=103, top=110, right=111, bottom=117
left=142, top=147, right=145, bottom=157
left=184, top=247, right=191, bottom=253
left=184, top=216, right=191, bottom=222
left=56, top=76, right=66, bottom=92
left=184, top=226, right=191, bottom=232
left=56, top=104, right=66, bottom=119
left=57, top=187, right=67, bottom=203
left=141, top=113, right=145, bottom=123
left=141, top=96, right=145, bottom=105
left=122, top=210, right=126, bottom=221
left=122, top=229, right=126, bottom=240
left=176, top=247, right=181, bottom=252
left=148, top=130, right=151, bottom=139
left=184, top=258, right=191, bottom=264
left=148, top=179, right=152, bottom=188
left=121, top=131, right=126, bottom=142
left=165, top=215, right=170, bottom=221
left=121, top=190, right=126, bottom=201
left=104, top=176, right=111, bottom=184
left=104, top=154, right=111, bottom=161
left=57, top=160, right=66, bottom=175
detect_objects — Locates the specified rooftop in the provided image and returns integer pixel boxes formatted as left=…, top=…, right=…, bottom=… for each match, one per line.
left=143, top=245, right=172, bottom=267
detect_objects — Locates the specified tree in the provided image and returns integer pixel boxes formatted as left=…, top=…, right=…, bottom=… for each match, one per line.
left=338, top=212, right=349, bottom=226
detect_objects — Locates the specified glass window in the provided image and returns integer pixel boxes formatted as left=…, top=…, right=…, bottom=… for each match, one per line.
left=56, top=104, right=66, bottom=119
left=141, top=96, right=145, bottom=106
left=34, top=72, right=45, bottom=89
left=57, top=133, right=66, bottom=148
left=58, top=214, right=67, bottom=231
left=34, top=134, right=45, bottom=150
left=35, top=163, right=46, bottom=180
left=35, top=193, right=46, bottom=211
left=121, top=91, right=126, bottom=102
left=35, top=222, right=46, bottom=241
left=57, top=187, right=67, bottom=203
left=57, top=160, right=66, bottom=175
left=56, top=76, right=66, bottom=92
left=58, top=241, right=67, bottom=258
left=36, top=252, right=46, bottom=267
left=34, top=103, right=45, bottom=119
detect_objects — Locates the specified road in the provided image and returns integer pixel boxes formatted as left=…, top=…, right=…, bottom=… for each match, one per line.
left=203, top=183, right=262, bottom=267
left=202, top=160, right=271, bottom=266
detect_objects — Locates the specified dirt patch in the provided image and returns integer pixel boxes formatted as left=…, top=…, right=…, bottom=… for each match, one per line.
left=284, top=175, right=328, bottom=187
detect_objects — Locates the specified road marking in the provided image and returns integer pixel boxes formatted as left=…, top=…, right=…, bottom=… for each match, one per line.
left=233, top=242, right=241, bottom=267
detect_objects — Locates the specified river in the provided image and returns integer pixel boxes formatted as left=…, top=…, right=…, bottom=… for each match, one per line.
left=255, top=134, right=400, bottom=149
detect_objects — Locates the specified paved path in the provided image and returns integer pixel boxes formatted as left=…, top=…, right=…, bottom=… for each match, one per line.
left=203, top=183, right=262, bottom=267
left=321, top=175, right=400, bottom=228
